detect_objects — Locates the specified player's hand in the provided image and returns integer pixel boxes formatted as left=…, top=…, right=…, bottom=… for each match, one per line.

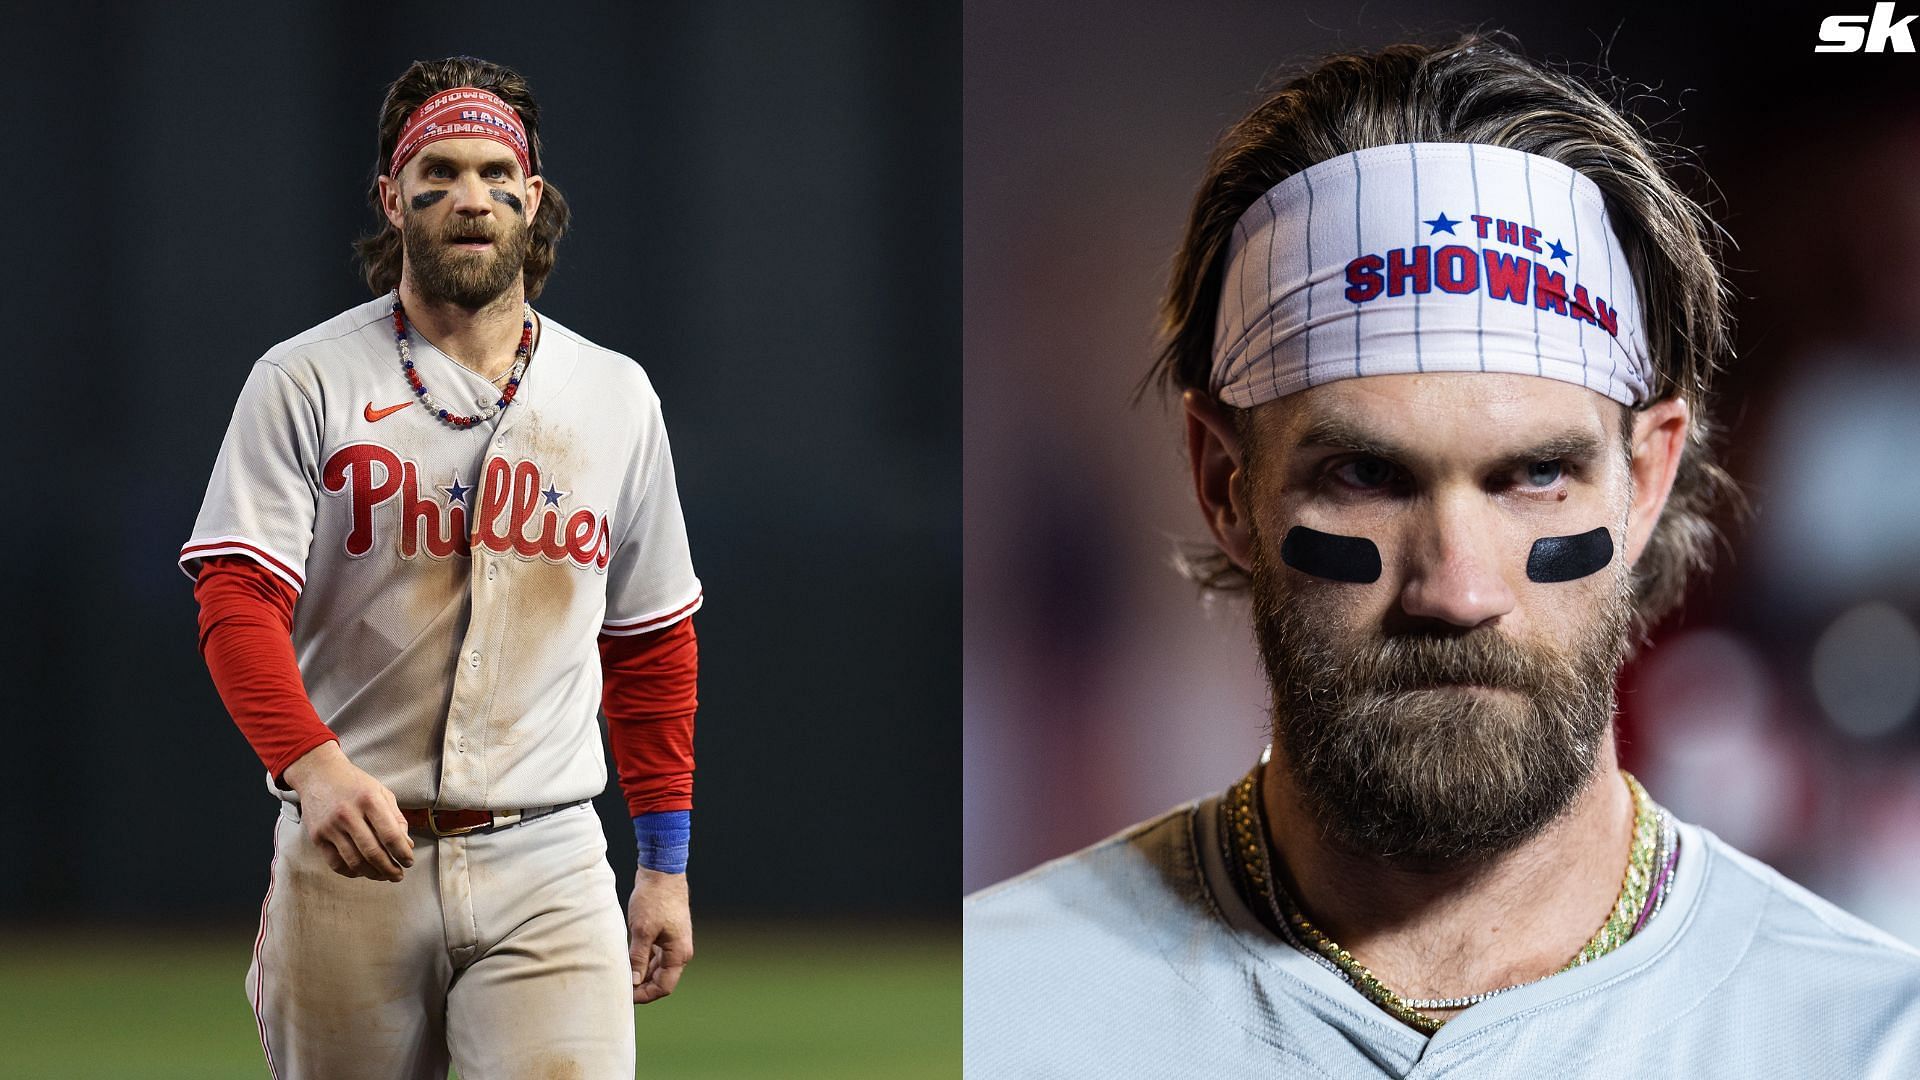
left=281, top=741, right=415, bottom=883
left=628, top=868, right=692, bottom=1003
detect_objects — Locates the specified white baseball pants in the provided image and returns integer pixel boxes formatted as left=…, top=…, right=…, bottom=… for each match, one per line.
left=246, top=800, right=635, bottom=1079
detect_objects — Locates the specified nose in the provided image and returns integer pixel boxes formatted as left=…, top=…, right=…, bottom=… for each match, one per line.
left=1395, top=495, right=1517, bottom=629
left=449, top=170, right=493, bottom=214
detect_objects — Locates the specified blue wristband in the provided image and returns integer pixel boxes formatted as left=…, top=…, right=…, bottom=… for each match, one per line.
left=634, top=810, right=691, bottom=874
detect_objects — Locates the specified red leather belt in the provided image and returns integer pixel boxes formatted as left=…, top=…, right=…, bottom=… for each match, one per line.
left=400, top=800, right=585, bottom=838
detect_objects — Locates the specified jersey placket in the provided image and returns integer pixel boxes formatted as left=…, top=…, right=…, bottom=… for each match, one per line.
left=437, top=351, right=536, bottom=810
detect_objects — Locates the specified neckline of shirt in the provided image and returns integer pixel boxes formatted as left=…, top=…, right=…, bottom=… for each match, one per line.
left=1186, top=789, right=1722, bottom=1060
left=411, top=311, right=543, bottom=396
left=363, top=296, right=581, bottom=416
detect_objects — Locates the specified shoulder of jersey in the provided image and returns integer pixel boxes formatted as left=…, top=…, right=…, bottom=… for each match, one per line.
left=536, top=312, right=662, bottom=406
left=1697, top=824, right=1920, bottom=964
left=252, top=294, right=393, bottom=377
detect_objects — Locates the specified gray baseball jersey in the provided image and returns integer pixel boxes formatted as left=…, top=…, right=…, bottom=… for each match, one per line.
left=966, top=788, right=1920, bottom=1078
left=181, top=292, right=702, bottom=811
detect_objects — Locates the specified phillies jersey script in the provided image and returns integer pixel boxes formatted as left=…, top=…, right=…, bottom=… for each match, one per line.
left=181, top=293, right=702, bottom=811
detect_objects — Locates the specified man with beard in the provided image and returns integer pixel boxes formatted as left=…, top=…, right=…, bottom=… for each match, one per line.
left=965, top=38, right=1920, bottom=1077
left=180, top=57, right=702, bottom=1079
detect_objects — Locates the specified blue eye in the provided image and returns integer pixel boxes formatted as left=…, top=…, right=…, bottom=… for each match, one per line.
left=1525, top=460, right=1564, bottom=487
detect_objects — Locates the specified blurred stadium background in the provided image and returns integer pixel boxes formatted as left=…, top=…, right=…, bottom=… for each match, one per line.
left=964, top=0, right=1920, bottom=952
left=2, top=2, right=957, bottom=1077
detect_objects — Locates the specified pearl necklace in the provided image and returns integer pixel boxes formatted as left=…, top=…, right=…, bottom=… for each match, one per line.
left=391, top=292, right=533, bottom=430
left=1221, top=755, right=1676, bottom=1034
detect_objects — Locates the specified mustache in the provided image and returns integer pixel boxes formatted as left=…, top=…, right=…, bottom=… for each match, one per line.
left=1342, top=632, right=1565, bottom=695
left=1259, top=595, right=1575, bottom=697
left=398, top=204, right=509, bottom=245
left=429, top=220, right=505, bottom=244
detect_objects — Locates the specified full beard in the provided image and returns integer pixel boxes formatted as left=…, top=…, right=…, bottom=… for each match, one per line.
left=402, top=209, right=532, bottom=311
left=1250, top=525, right=1633, bottom=864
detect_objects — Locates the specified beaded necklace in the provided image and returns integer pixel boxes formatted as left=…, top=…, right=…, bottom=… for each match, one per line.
left=1221, top=755, right=1678, bottom=1035
left=391, top=291, right=533, bottom=430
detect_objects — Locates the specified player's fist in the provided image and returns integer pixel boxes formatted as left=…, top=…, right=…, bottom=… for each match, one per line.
left=628, top=868, right=693, bottom=1004
left=281, top=741, right=416, bottom=883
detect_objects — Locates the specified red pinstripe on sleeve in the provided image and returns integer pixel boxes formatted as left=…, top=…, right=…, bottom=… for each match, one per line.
left=600, top=616, right=698, bottom=816
left=193, top=555, right=337, bottom=782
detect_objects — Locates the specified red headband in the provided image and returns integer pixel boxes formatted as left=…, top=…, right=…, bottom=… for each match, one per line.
left=389, top=87, right=533, bottom=179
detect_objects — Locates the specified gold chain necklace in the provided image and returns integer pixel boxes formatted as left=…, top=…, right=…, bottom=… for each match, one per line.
left=1222, top=760, right=1666, bottom=1034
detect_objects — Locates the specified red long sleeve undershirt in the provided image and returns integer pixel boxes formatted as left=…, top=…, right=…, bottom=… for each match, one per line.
left=193, top=554, right=699, bottom=812
left=193, top=556, right=336, bottom=782
left=600, top=618, right=698, bottom=816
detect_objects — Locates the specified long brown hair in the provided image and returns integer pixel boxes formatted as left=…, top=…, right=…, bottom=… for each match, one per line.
left=354, top=55, right=571, bottom=300
left=1149, top=35, right=1742, bottom=636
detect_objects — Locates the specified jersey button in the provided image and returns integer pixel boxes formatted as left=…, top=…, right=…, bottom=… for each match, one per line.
left=468, top=651, right=481, bottom=668
left=477, top=393, right=492, bottom=407
left=486, top=564, right=497, bottom=581
left=456, top=737, right=467, bottom=753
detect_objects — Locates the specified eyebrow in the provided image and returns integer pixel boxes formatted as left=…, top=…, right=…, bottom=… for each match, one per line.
left=1294, top=416, right=1613, bottom=473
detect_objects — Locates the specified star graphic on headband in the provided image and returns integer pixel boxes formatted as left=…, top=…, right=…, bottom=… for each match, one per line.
left=443, top=474, right=471, bottom=506
left=1423, top=212, right=1460, bottom=236
left=542, top=483, right=568, bottom=507
left=1548, top=239, right=1572, bottom=264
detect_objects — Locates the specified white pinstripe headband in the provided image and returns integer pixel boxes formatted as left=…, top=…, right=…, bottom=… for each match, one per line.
left=1210, top=143, right=1651, bottom=409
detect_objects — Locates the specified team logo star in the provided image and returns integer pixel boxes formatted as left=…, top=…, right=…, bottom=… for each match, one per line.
left=541, top=483, right=568, bottom=507
left=1423, top=212, right=1459, bottom=236
left=443, top=474, right=471, bottom=505
left=1548, top=238, right=1572, bottom=263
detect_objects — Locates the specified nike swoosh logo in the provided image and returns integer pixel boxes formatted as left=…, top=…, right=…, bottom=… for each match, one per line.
left=364, top=400, right=415, bottom=423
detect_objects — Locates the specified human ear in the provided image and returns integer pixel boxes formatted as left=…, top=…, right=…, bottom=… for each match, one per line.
left=1622, top=397, right=1690, bottom=566
left=378, top=173, right=406, bottom=232
left=523, top=175, right=544, bottom=221
left=1183, top=390, right=1255, bottom=573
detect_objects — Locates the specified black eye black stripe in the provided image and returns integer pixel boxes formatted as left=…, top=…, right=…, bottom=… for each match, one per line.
left=1281, top=526, right=1382, bottom=584
left=1526, top=526, right=1613, bottom=583
left=1278, top=525, right=1612, bottom=584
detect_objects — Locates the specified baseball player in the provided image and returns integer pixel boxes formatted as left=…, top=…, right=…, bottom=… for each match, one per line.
left=182, top=56, right=699, bottom=1079
left=965, top=36, right=1920, bottom=1076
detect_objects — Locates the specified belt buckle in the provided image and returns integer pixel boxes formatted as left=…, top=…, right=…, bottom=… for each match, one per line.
left=429, top=807, right=490, bottom=837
